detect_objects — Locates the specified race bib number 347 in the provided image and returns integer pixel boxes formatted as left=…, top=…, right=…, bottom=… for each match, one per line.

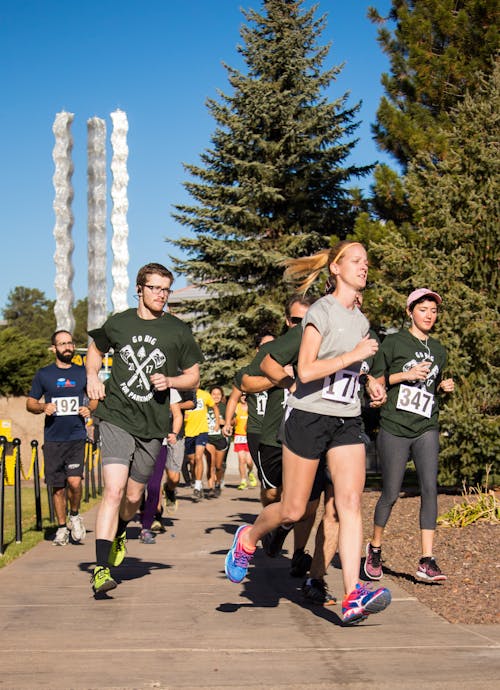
left=396, top=385, right=433, bottom=418
left=52, top=396, right=79, bottom=416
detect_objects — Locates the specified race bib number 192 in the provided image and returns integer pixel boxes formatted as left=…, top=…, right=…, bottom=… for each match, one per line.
left=52, top=396, right=79, bottom=416
left=396, top=385, right=433, bottom=418
left=322, top=369, right=360, bottom=404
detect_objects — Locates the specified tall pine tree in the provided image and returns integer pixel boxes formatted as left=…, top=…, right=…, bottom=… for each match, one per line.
left=370, top=0, right=499, bottom=170
left=367, top=60, right=500, bottom=485
left=170, top=0, right=371, bottom=383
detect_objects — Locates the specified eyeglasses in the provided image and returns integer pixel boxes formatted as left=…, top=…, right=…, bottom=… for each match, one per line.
left=55, top=341, right=75, bottom=347
left=289, top=316, right=303, bottom=325
left=144, top=285, right=171, bottom=296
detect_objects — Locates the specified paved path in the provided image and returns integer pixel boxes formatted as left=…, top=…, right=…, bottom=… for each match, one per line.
left=0, top=474, right=498, bottom=689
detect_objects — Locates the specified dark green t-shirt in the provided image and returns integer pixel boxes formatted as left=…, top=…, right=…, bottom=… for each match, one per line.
left=234, top=354, right=270, bottom=436
left=371, top=329, right=447, bottom=438
left=246, top=325, right=302, bottom=447
left=89, top=309, right=203, bottom=439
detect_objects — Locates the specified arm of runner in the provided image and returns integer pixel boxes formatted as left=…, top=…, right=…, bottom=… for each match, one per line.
left=240, top=372, right=274, bottom=394
left=150, top=363, right=200, bottom=392
left=85, top=341, right=106, bottom=400
left=260, top=354, right=295, bottom=389
left=26, top=397, right=56, bottom=416
left=298, top=326, right=379, bottom=384
left=223, top=386, right=240, bottom=435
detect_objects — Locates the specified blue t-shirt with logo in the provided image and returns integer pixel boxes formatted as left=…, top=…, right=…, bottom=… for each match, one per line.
left=28, top=363, right=88, bottom=442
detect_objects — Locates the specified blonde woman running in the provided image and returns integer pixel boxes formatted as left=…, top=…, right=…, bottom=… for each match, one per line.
left=225, top=241, right=391, bottom=625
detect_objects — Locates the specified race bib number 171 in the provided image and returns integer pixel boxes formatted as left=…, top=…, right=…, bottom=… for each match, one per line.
left=322, top=369, right=360, bottom=404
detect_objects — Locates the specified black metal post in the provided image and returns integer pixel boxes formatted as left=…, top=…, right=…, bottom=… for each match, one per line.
left=31, top=440, right=42, bottom=531
left=0, top=437, right=6, bottom=556
left=13, top=438, right=22, bottom=543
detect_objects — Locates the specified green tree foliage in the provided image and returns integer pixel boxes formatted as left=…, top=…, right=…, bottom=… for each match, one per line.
left=369, top=0, right=499, bottom=169
left=3, top=287, right=55, bottom=342
left=73, top=298, right=89, bottom=347
left=170, top=0, right=371, bottom=383
left=0, top=328, right=52, bottom=396
left=366, top=61, right=500, bottom=485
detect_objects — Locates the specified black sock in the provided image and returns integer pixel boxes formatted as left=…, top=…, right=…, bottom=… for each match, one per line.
left=96, top=539, right=113, bottom=568
left=69, top=510, right=78, bottom=517
left=58, top=523, right=67, bottom=529
left=116, top=517, right=129, bottom=537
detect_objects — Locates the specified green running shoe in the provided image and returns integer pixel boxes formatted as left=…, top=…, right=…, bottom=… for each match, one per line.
left=91, top=566, right=117, bottom=595
left=108, top=530, right=127, bottom=567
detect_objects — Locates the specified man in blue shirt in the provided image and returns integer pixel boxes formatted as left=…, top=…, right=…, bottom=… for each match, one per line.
left=27, top=330, right=90, bottom=546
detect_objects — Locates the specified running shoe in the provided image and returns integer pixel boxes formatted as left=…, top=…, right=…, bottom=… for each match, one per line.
left=364, top=542, right=383, bottom=580
left=237, top=480, right=248, bottom=490
left=290, top=548, right=313, bottom=577
left=342, top=583, right=392, bottom=626
left=91, top=566, right=117, bottom=595
left=415, top=556, right=447, bottom=582
left=225, top=524, right=255, bottom=583
left=302, top=578, right=337, bottom=606
left=139, top=528, right=156, bottom=544
left=213, top=484, right=222, bottom=498
left=192, top=488, right=204, bottom=502
left=68, top=514, right=86, bottom=542
left=247, top=471, right=257, bottom=488
left=164, top=487, right=178, bottom=513
left=108, top=530, right=127, bottom=567
left=261, top=525, right=290, bottom=557
left=52, top=526, right=70, bottom=546
left=206, top=487, right=216, bottom=499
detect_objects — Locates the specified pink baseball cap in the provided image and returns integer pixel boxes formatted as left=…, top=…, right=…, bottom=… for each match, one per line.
left=406, top=288, right=442, bottom=309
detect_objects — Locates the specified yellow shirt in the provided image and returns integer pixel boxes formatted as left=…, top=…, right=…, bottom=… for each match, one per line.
left=184, top=389, right=214, bottom=437
left=234, top=402, right=248, bottom=436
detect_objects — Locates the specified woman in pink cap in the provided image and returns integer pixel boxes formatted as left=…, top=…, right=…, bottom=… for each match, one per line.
left=364, top=288, right=454, bottom=583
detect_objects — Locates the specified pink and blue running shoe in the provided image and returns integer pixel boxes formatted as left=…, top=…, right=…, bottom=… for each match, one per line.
left=225, top=524, right=255, bottom=583
left=342, top=582, right=392, bottom=625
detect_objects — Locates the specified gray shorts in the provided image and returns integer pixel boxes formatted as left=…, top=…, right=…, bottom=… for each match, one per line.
left=99, top=421, right=162, bottom=484
left=166, top=437, right=185, bottom=473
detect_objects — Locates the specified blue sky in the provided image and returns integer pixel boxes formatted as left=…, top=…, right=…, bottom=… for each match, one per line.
left=0, top=0, right=393, bottom=315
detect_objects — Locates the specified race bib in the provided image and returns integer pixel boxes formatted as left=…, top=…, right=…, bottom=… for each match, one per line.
left=322, top=369, right=360, bottom=404
left=52, top=396, right=79, bottom=416
left=234, top=435, right=247, bottom=444
left=396, top=385, right=434, bottom=418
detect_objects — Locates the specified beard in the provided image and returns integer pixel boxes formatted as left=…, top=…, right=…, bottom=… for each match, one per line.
left=56, top=351, right=74, bottom=364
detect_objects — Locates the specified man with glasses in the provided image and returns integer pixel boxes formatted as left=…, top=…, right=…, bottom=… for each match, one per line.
left=27, top=330, right=90, bottom=546
left=86, top=262, right=202, bottom=596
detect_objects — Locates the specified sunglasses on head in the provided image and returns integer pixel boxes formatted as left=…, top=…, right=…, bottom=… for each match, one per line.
left=290, top=316, right=303, bottom=325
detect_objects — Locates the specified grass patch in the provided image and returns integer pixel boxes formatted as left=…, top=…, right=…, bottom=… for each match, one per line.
left=437, top=465, right=500, bottom=527
left=0, top=485, right=101, bottom=568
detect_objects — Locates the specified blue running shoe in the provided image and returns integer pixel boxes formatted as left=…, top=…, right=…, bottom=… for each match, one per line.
left=342, top=582, right=391, bottom=625
left=225, top=524, right=255, bottom=583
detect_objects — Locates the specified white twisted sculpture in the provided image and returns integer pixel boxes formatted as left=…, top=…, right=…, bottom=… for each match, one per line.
left=52, top=111, right=75, bottom=333
left=87, top=117, right=107, bottom=332
left=110, top=109, right=130, bottom=314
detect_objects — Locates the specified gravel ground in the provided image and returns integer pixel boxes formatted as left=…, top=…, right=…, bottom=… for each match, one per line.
left=360, top=490, right=500, bottom=624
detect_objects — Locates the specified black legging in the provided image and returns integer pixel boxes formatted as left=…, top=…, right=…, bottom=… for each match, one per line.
left=374, top=427, right=440, bottom=531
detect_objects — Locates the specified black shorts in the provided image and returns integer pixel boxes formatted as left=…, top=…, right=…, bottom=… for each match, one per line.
left=256, top=443, right=282, bottom=490
left=283, top=408, right=364, bottom=460
left=207, top=435, right=228, bottom=452
left=247, top=432, right=261, bottom=464
left=42, top=440, right=86, bottom=487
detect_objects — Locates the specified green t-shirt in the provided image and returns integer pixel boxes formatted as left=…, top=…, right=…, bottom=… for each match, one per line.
left=371, top=329, right=447, bottom=438
left=234, top=354, right=270, bottom=436
left=89, top=309, right=203, bottom=439
left=247, top=326, right=303, bottom=447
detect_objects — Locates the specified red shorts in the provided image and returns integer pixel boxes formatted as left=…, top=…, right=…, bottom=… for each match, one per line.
left=234, top=435, right=249, bottom=453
